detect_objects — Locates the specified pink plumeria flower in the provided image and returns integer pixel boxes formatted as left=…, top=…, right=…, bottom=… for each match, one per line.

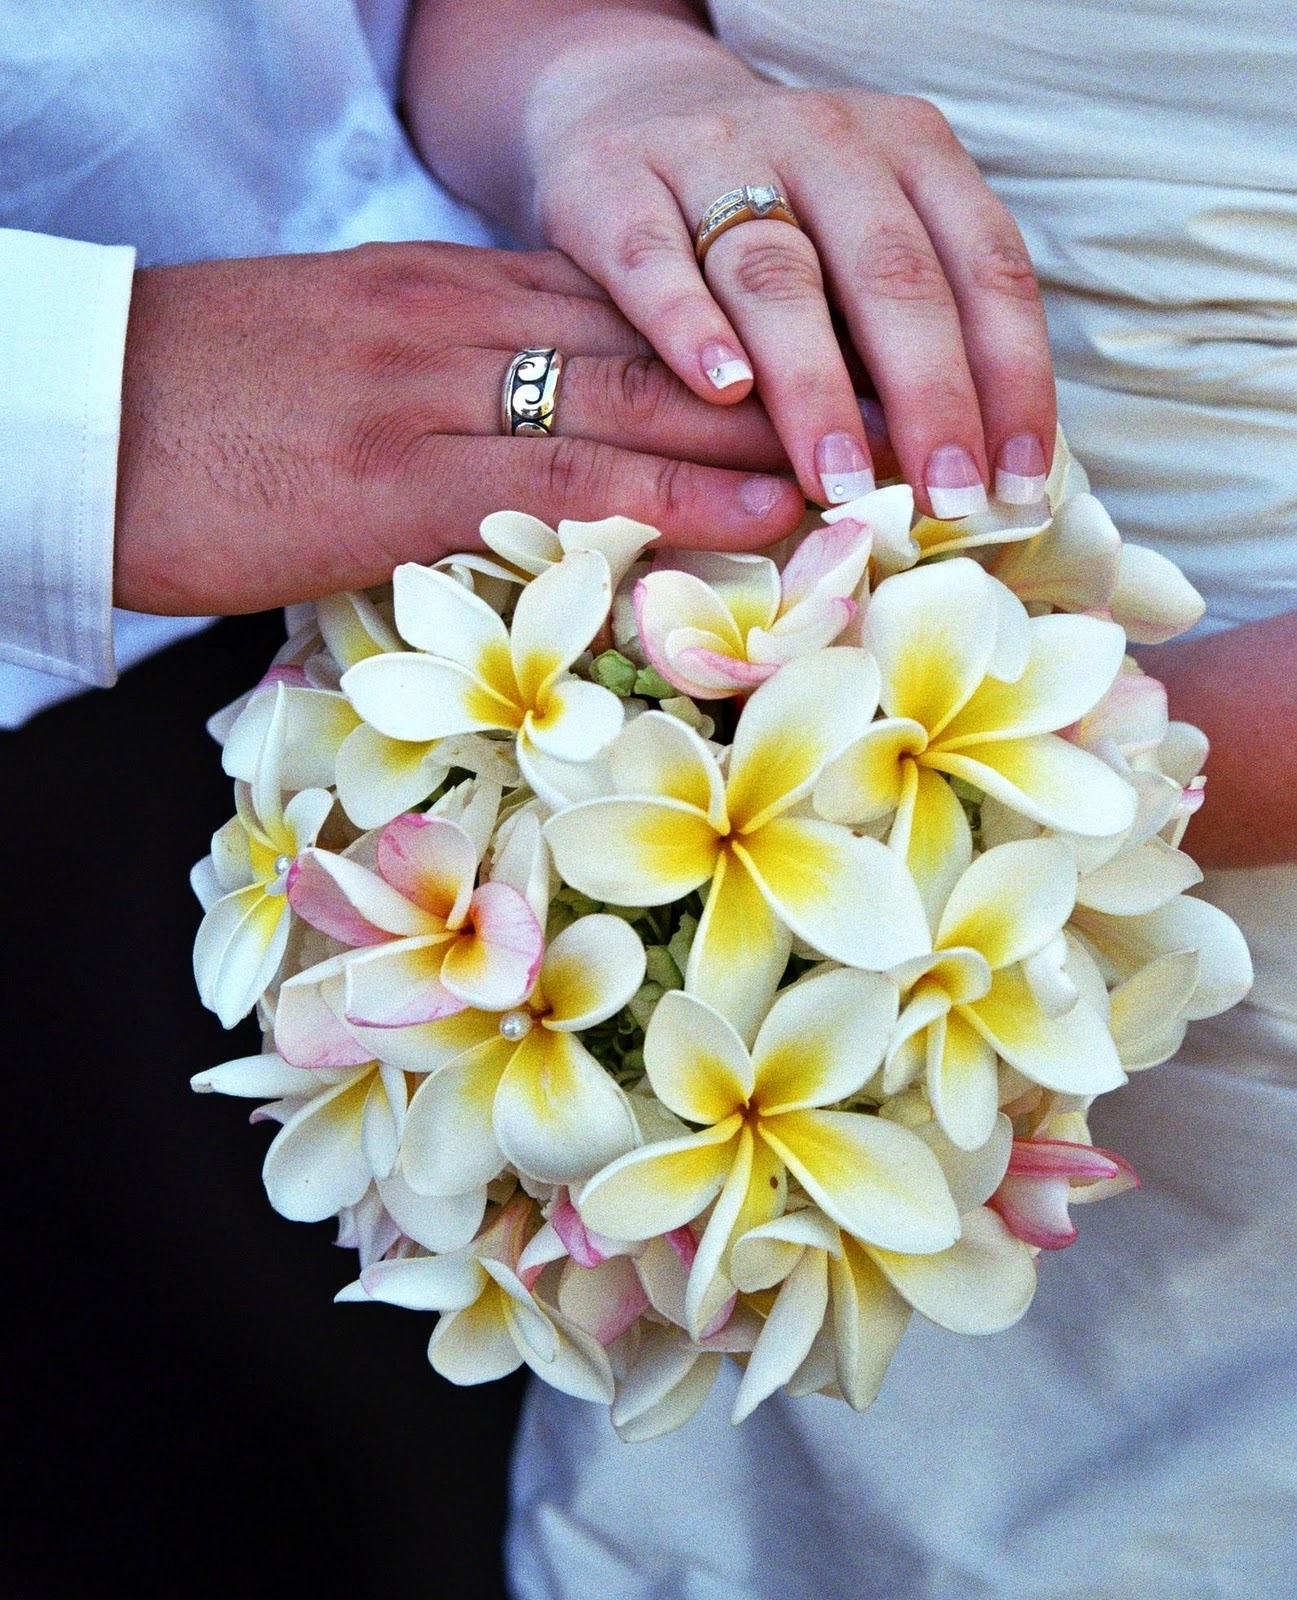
left=633, top=513, right=875, bottom=699
left=286, top=810, right=543, bottom=1032
left=989, top=1137, right=1139, bottom=1250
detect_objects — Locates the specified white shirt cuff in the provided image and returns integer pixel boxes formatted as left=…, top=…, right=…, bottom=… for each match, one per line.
left=0, top=228, right=137, bottom=685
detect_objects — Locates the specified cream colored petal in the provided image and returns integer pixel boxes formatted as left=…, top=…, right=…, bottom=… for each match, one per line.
left=643, top=989, right=754, bottom=1125
left=609, top=709, right=726, bottom=826
left=511, top=549, right=612, bottom=704
left=556, top=514, right=659, bottom=587
left=990, top=491, right=1121, bottom=611
left=1108, top=950, right=1200, bottom=1069
left=392, top=561, right=509, bottom=666
left=479, top=510, right=561, bottom=575
left=575, top=1118, right=743, bottom=1241
left=867, top=1206, right=1036, bottom=1334
left=611, top=1326, right=722, bottom=1442
left=1076, top=893, right=1252, bottom=1021
left=737, top=817, right=929, bottom=972
left=725, top=647, right=881, bottom=832
left=543, top=797, right=719, bottom=906
left=752, top=967, right=897, bottom=1115
left=523, top=675, right=624, bottom=762
left=194, top=884, right=289, bottom=1028
left=731, top=1206, right=842, bottom=1293
left=685, top=849, right=792, bottom=1047
left=428, top=1286, right=525, bottom=1385
left=1075, top=836, right=1202, bottom=915
left=962, top=971, right=1125, bottom=1094
left=893, top=766, right=973, bottom=929
left=1110, top=542, right=1206, bottom=645
left=864, top=557, right=999, bottom=734
left=732, top=1246, right=830, bottom=1423
left=492, top=1028, right=639, bottom=1185
left=929, top=735, right=1137, bottom=836
left=262, top=1073, right=372, bottom=1222
left=342, top=653, right=518, bottom=741
left=926, top=1009, right=1000, bottom=1152
left=938, top=613, right=1127, bottom=747
left=658, top=549, right=781, bottom=636
left=399, top=1038, right=514, bottom=1196
left=541, top=913, right=647, bottom=1029
left=812, top=719, right=926, bottom=826
left=829, top=1238, right=912, bottom=1410
left=335, top=723, right=449, bottom=831
left=760, top=1109, right=959, bottom=1254
left=935, top=838, right=1077, bottom=969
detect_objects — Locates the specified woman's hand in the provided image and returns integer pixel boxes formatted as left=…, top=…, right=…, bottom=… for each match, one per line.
left=405, top=2, right=1057, bottom=519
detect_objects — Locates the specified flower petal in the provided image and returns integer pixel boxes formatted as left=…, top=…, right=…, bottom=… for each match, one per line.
left=726, top=648, right=880, bottom=831
left=275, top=957, right=373, bottom=1069
left=511, top=548, right=611, bottom=703
left=361, top=1251, right=486, bottom=1312
left=736, top=816, right=930, bottom=971
left=930, top=734, right=1137, bottom=836
left=377, top=813, right=477, bottom=924
left=439, top=883, right=543, bottom=1012
left=868, top=1206, right=1036, bottom=1331
left=540, top=913, right=648, bottom=1030
left=686, top=849, right=791, bottom=1047
left=194, top=884, right=289, bottom=1029
left=392, top=561, right=510, bottom=666
left=926, top=1009, right=1000, bottom=1152
left=812, top=719, right=926, bottom=826
left=963, top=969, right=1125, bottom=1093
left=1110, top=542, right=1206, bottom=644
left=865, top=558, right=999, bottom=734
left=760, top=1109, right=959, bottom=1253
left=479, top=510, right=560, bottom=575
left=936, top=838, right=1077, bottom=969
left=428, top=1287, right=526, bottom=1385
left=287, top=849, right=424, bottom=944
left=343, top=652, right=517, bottom=741
left=262, top=1073, right=373, bottom=1222
left=893, top=765, right=974, bottom=928
left=829, top=1238, right=912, bottom=1410
left=342, top=936, right=463, bottom=1029
left=377, top=1170, right=486, bottom=1254
left=1075, top=837, right=1202, bottom=915
left=732, top=1245, right=829, bottom=1423
left=492, top=1028, right=639, bottom=1185
left=752, top=967, right=898, bottom=1114
left=524, top=675, right=624, bottom=761
left=575, top=1119, right=743, bottom=1241
left=644, top=989, right=754, bottom=1125
left=544, top=796, right=719, bottom=905
left=400, top=1038, right=515, bottom=1195
left=609, top=709, right=726, bottom=826
left=334, top=723, right=450, bottom=831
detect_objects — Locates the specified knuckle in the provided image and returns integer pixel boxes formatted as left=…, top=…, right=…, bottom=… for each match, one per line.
left=896, top=94, right=955, bottom=143
left=540, top=435, right=611, bottom=507
left=857, top=227, right=953, bottom=307
left=726, top=237, right=824, bottom=303
left=615, top=217, right=685, bottom=274
left=969, top=236, right=1041, bottom=303
left=650, top=454, right=693, bottom=523
left=612, top=356, right=681, bottom=428
left=339, top=404, right=435, bottom=485
left=347, top=241, right=436, bottom=308
left=789, top=89, right=857, bottom=145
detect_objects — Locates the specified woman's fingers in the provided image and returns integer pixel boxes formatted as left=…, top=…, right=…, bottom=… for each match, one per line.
left=903, top=153, right=1056, bottom=504
left=542, top=173, right=760, bottom=406
left=696, top=209, right=876, bottom=506
left=795, top=151, right=990, bottom=520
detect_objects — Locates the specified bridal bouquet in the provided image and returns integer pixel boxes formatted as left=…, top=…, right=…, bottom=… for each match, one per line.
left=191, top=434, right=1251, bottom=1438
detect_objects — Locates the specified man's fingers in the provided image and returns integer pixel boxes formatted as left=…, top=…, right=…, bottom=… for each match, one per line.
left=354, top=433, right=804, bottom=584
left=408, top=348, right=786, bottom=468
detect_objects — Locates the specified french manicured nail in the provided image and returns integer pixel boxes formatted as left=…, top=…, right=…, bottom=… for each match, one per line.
left=856, top=396, right=888, bottom=439
left=702, top=342, right=753, bottom=390
left=738, top=475, right=785, bottom=518
left=925, top=444, right=988, bottom=519
left=995, top=433, right=1048, bottom=504
left=816, top=431, right=876, bottom=504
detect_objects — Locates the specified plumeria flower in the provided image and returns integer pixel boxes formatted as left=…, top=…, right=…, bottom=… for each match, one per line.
left=192, top=686, right=333, bottom=1027
left=479, top=510, right=660, bottom=591
left=814, top=557, right=1138, bottom=919
left=544, top=650, right=931, bottom=1042
left=885, top=840, right=1126, bottom=1151
left=393, top=914, right=645, bottom=1191
left=286, top=809, right=543, bottom=1031
left=350, top=1195, right=614, bottom=1401
left=576, top=972, right=960, bottom=1338
left=633, top=511, right=874, bottom=698
left=729, top=1201, right=1036, bottom=1420
left=989, top=1137, right=1139, bottom=1249
left=190, top=1052, right=485, bottom=1247
left=340, top=550, right=625, bottom=791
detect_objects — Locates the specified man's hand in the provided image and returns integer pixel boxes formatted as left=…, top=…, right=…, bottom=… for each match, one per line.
left=115, top=243, right=801, bottom=614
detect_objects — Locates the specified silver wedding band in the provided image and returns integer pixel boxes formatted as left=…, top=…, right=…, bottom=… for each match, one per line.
left=501, top=347, right=565, bottom=436
left=694, top=184, right=802, bottom=267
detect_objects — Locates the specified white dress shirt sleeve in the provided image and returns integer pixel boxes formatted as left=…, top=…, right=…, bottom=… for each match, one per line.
left=0, top=227, right=136, bottom=688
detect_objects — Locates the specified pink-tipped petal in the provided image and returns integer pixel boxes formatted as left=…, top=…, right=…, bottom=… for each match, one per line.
left=666, top=1225, right=698, bottom=1271
left=552, top=1194, right=612, bottom=1269
left=989, top=1174, right=1078, bottom=1250
left=1005, top=1138, right=1136, bottom=1184
left=286, top=853, right=391, bottom=947
left=440, top=882, right=544, bottom=1012
left=377, top=813, right=477, bottom=924
left=342, top=938, right=466, bottom=1029
left=672, top=644, right=776, bottom=693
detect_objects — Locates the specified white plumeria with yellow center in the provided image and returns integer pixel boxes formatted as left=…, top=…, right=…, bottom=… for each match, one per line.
left=390, top=913, right=646, bottom=1192
left=813, top=556, right=1138, bottom=920
left=884, top=839, right=1126, bottom=1151
left=192, top=685, right=333, bottom=1027
left=632, top=512, right=874, bottom=698
left=576, top=970, right=960, bottom=1338
left=340, top=548, right=625, bottom=791
left=544, top=649, right=931, bottom=1043
left=349, top=1195, right=614, bottom=1401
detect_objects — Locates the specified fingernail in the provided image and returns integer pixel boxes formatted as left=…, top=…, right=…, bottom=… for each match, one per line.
left=995, top=433, right=1048, bottom=504
left=816, top=432, right=876, bottom=504
left=856, top=396, right=888, bottom=439
left=702, top=342, right=753, bottom=391
left=925, top=445, right=988, bottom=519
left=738, top=475, right=785, bottom=518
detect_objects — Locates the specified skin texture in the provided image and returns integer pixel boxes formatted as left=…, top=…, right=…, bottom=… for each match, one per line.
left=113, top=242, right=800, bottom=615
left=403, top=0, right=1056, bottom=513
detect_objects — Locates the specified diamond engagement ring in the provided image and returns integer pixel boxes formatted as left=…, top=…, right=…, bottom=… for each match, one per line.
left=693, top=184, right=802, bottom=266
left=501, top=347, right=565, bottom=437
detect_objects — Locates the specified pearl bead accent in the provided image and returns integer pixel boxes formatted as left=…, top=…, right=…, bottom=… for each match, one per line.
left=499, top=1009, right=533, bottom=1042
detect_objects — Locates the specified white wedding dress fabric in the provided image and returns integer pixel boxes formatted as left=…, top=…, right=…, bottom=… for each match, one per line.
left=507, top=4, right=1297, bottom=1596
